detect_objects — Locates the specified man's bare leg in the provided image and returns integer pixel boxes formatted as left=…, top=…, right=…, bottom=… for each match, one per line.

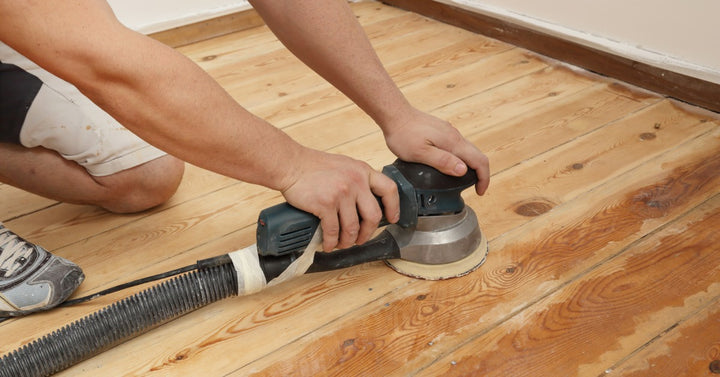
left=0, top=143, right=184, bottom=213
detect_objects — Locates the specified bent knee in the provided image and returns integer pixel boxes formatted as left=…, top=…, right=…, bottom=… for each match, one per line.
left=95, top=155, right=185, bottom=213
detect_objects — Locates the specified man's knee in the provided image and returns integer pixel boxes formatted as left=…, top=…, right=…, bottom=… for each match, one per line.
left=95, top=155, right=185, bottom=213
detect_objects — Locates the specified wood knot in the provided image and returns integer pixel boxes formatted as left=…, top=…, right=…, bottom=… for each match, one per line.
left=571, top=163, right=584, bottom=170
left=201, top=55, right=217, bottom=61
left=505, top=266, right=516, bottom=274
left=514, top=199, right=555, bottom=217
left=710, top=360, right=720, bottom=374
left=416, top=294, right=427, bottom=301
left=446, top=83, right=456, bottom=88
left=631, top=187, right=674, bottom=219
left=173, top=349, right=190, bottom=362
left=640, top=132, right=656, bottom=140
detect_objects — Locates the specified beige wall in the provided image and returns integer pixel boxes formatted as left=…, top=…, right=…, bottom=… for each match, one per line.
left=446, top=0, right=720, bottom=84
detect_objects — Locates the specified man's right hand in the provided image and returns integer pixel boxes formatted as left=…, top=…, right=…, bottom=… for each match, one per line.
left=280, top=150, right=400, bottom=252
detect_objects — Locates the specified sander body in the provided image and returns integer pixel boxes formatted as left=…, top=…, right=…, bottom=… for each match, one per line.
left=256, top=160, right=488, bottom=280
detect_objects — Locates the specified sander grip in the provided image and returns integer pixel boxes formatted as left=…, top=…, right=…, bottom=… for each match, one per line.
left=256, top=163, right=416, bottom=256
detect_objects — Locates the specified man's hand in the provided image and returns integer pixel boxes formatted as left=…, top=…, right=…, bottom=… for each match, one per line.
left=383, top=107, right=490, bottom=195
left=280, top=150, right=400, bottom=252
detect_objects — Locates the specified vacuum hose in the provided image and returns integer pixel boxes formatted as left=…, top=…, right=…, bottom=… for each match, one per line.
left=0, top=232, right=401, bottom=377
left=0, top=263, right=238, bottom=377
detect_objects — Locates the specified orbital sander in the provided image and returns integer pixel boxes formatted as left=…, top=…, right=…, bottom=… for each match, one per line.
left=0, top=160, right=488, bottom=377
left=255, top=159, right=488, bottom=281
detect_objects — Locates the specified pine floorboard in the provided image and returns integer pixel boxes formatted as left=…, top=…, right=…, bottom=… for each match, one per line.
left=2, top=2, right=719, bottom=376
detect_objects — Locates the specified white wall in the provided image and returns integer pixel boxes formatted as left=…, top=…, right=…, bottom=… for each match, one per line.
left=107, top=0, right=250, bottom=34
left=107, top=0, right=720, bottom=85
left=447, top=0, right=720, bottom=84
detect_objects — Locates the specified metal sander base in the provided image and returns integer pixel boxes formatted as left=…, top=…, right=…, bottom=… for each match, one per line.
left=384, top=227, right=488, bottom=280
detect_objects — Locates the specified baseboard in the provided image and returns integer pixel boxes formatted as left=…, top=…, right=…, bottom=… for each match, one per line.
left=149, top=8, right=264, bottom=48
left=382, top=0, right=720, bottom=113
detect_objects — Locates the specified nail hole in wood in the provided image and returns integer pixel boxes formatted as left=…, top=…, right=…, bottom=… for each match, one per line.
left=640, top=132, right=657, bottom=140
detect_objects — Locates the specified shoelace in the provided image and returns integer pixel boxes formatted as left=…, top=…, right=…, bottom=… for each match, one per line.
left=0, top=226, right=34, bottom=279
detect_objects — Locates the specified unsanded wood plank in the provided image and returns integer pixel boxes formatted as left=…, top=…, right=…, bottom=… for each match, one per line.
left=609, top=297, right=720, bottom=377
left=416, top=194, right=720, bottom=377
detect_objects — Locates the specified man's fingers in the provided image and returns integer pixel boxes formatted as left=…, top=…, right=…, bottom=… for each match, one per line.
left=369, top=171, right=400, bottom=224
left=455, top=142, right=490, bottom=195
left=356, top=194, right=382, bottom=246
left=416, top=146, right=468, bottom=177
left=319, top=213, right=340, bottom=252
left=337, top=198, right=360, bottom=249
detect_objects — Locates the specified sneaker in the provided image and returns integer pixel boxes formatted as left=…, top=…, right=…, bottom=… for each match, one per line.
left=0, top=223, right=84, bottom=316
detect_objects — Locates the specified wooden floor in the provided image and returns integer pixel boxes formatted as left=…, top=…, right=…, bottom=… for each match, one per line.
left=3, top=2, right=720, bottom=376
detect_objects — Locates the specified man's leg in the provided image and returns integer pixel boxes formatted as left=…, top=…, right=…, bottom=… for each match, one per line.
left=0, top=47, right=183, bottom=316
left=0, top=144, right=183, bottom=213
left=0, top=46, right=184, bottom=213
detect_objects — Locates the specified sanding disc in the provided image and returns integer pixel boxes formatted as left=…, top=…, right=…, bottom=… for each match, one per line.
left=385, top=228, right=488, bottom=280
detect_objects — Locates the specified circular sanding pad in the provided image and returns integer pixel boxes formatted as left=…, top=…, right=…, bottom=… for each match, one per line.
left=384, top=228, right=488, bottom=280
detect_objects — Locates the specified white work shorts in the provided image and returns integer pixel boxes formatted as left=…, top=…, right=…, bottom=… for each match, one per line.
left=0, top=43, right=166, bottom=177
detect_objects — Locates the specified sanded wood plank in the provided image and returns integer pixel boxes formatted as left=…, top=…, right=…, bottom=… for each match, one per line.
left=332, top=82, right=660, bottom=179
left=0, top=184, right=56, bottom=221
left=200, top=15, right=489, bottom=111
left=252, top=33, right=512, bottom=128
left=284, top=62, right=594, bottom=152
left=150, top=8, right=265, bottom=49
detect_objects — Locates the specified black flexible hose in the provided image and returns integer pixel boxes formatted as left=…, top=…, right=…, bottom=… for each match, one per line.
left=0, top=232, right=400, bottom=376
left=0, top=263, right=238, bottom=377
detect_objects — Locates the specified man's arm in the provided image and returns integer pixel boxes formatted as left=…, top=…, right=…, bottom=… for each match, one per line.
left=249, top=0, right=490, bottom=195
left=0, top=0, right=399, bottom=251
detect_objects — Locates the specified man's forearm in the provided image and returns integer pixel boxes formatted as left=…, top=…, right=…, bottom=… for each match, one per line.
left=0, top=0, right=305, bottom=192
left=249, top=0, right=414, bottom=132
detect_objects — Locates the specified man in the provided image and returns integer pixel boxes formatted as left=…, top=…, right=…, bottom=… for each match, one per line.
left=0, top=0, right=490, bottom=316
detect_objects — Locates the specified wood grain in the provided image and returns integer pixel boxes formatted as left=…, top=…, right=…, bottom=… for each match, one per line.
left=417, top=194, right=720, bottom=377
left=382, top=0, right=720, bottom=113
left=610, top=296, right=720, bottom=377
left=233, top=112, right=720, bottom=377
left=1, top=3, right=719, bottom=376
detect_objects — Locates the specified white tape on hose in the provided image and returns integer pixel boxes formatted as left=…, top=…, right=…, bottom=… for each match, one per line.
left=268, top=228, right=322, bottom=287
left=228, top=244, right=267, bottom=295
left=228, top=228, right=322, bottom=295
